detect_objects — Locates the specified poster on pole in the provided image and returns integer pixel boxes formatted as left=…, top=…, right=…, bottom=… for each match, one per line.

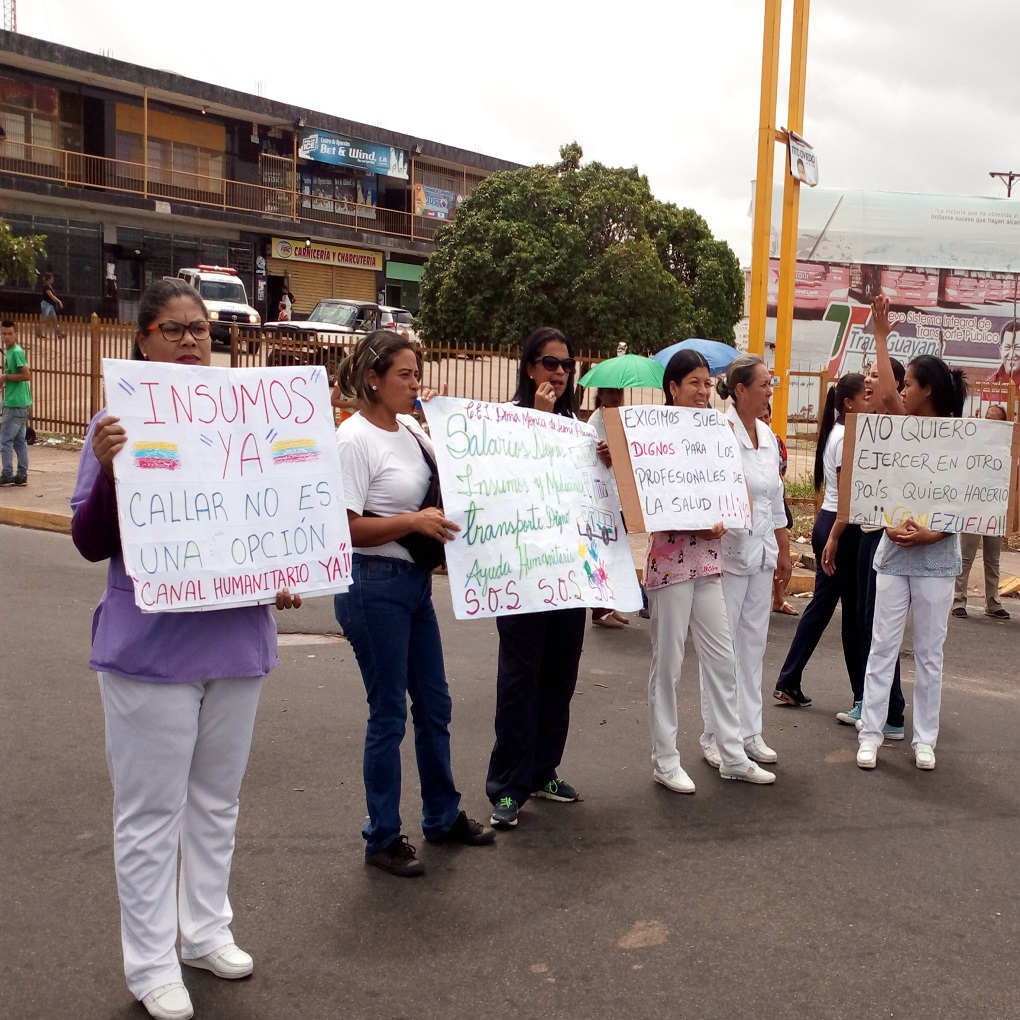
left=788, top=131, right=819, bottom=187
left=602, top=406, right=753, bottom=534
left=837, top=412, right=1020, bottom=534
left=421, top=397, right=643, bottom=620
left=103, top=359, right=353, bottom=612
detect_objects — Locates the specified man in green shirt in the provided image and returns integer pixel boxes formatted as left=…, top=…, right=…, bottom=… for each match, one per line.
left=1, top=319, right=31, bottom=486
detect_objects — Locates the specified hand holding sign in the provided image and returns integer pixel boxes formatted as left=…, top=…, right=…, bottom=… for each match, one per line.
left=104, top=360, right=354, bottom=613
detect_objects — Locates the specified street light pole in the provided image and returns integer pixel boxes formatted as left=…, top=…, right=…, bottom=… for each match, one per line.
left=772, top=0, right=811, bottom=440
left=747, top=0, right=782, bottom=358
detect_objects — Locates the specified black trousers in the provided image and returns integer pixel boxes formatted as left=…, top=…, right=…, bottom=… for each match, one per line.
left=485, top=606, right=587, bottom=806
left=856, top=529, right=905, bottom=726
left=776, top=510, right=863, bottom=693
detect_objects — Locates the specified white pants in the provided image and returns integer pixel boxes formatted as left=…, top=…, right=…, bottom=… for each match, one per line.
left=647, top=576, right=748, bottom=772
left=858, top=574, right=953, bottom=749
left=99, top=672, right=263, bottom=1000
left=700, top=569, right=773, bottom=747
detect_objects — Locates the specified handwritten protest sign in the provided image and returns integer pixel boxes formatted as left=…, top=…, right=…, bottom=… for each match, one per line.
left=421, top=397, right=643, bottom=619
left=602, top=406, right=752, bottom=533
left=838, top=413, right=1020, bottom=535
left=103, top=359, right=353, bottom=612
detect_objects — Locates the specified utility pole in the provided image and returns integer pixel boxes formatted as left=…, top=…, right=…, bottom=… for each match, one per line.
left=990, top=171, right=1020, bottom=198
left=3, top=0, right=15, bottom=32
left=747, top=0, right=781, bottom=359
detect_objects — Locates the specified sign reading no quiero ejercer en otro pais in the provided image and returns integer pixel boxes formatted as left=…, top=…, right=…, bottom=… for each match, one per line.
left=103, top=360, right=354, bottom=613
left=838, top=413, right=1020, bottom=535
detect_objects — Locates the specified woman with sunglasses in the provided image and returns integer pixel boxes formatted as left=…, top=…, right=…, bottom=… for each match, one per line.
left=646, top=350, right=775, bottom=793
left=71, top=279, right=302, bottom=1020
left=487, top=327, right=603, bottom=828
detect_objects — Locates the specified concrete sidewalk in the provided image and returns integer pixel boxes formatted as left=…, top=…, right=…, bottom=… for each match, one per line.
left=0, top=440, right=82, bottom=533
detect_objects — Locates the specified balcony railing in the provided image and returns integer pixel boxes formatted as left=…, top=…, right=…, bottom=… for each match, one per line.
left=0, top=144, right=447, bottom=244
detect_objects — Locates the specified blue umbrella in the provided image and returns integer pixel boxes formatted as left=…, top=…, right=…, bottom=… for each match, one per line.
left=653, top=338, right=740, bottom=377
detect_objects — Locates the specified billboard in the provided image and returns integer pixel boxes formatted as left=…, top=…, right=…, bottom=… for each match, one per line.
left=298, top=129, right=408, bottom=179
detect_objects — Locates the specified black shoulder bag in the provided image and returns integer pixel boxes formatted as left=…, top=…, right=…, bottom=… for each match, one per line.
left=363, top=426, right=446, bottom=571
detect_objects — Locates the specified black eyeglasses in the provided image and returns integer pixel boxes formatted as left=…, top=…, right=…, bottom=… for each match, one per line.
left=146, top=319, right=212, bottom=342
left=533, top=355, right=575, bottom=373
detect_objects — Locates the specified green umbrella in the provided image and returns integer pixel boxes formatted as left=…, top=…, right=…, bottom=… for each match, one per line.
left=578, top=354, right=664, bottom=389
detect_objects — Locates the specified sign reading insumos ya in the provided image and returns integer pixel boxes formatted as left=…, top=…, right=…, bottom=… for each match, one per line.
left=421, top=397, right=642, bottom=620
left=271, top=238, right=382, bottom=271
left=103, top=360, right=354, bottom=613
left=837, top=413, right=1020, bottom=535
left=602, top=406, right=753, bottom=533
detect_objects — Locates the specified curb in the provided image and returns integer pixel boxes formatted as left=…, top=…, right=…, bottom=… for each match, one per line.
left=0, top=506, right=72, bottom=534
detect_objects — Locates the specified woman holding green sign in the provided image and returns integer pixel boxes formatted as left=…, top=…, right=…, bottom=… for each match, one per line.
left=856, top=294, right=967, bottom=772
left=486, top=327, right=604, bottom=828
left=645, top=349, right=776, bottom=793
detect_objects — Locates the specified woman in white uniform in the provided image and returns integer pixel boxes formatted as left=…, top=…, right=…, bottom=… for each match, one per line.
left=700, top=355, right=792, bottom=767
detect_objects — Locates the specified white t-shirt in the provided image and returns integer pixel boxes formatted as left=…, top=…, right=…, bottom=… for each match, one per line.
left=819, top=422, right=844, bottom=513
left=336, top=412, right=434, bottom=561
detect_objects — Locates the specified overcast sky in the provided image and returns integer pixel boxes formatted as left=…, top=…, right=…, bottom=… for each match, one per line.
left=17, top=0, right=1020, bottom=264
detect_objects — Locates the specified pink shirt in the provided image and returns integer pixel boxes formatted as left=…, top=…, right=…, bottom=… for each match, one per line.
left=644, top=531, right=722, bottom=590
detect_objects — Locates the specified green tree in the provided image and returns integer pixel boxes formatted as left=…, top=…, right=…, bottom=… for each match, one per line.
left=418, top=144, right=743, bottom=354
left=0, top=217, right=46, bottom=284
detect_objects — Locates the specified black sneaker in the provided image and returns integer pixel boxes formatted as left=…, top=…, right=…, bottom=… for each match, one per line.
left=429, top=810, right=496, bottom=846
left=365, top=835, right=425, bottom=877
left=13, top=476, right=26, bottom=487
left=532, top=778, right=580, bottom=802
left=0, top=476, right=13, bottom=486
left=490, top=796, right=519, bottom=828
left=773, top=686, right=812, bottom=707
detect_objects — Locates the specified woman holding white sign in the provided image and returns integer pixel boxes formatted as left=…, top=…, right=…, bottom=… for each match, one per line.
left=333, top=331, right=496, bottom=877
left=699, top=355, right=792, bottom=768
left=856, top=296, right=966, bottom=771
left=646, top=350, right=776, bottom=792
left=72, top=279, right=302, bottom=1020
left=486, top=327, right=604, bottom=828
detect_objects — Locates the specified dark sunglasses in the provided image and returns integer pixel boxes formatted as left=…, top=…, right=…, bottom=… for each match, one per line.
left=533, top=355, right=575, bottom=373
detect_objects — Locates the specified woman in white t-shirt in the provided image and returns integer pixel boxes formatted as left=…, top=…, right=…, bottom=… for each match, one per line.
left=772, top=373, right=867, bottom=708
left=334, top=331, right=495, bottom=879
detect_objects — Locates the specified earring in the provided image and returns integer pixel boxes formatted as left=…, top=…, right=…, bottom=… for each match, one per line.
left=371, top=385, right=377, bottom=390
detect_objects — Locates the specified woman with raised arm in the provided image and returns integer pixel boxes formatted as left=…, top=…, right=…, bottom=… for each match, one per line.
left=334, top=330, right=495, bottom=877
left=72, top=279, right=302, bottom=1020
left=772, top=372, right=868, bottom=708
left=824, top=356, right=908, bottom=739
left=646, top=350, right=776, bottom=793
left=855, top=295, right=967, bottom=771
left=699, top=356, right=791, bottom=769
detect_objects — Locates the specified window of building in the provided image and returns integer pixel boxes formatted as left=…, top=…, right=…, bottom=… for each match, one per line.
left=115, top=131, right=224, bottom=194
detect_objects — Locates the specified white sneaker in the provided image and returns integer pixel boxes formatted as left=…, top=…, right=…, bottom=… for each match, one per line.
left=914, top=743, right=936, bottom=770
left=719, top=761, right=776, bottom=784
left=182, top=943, right=254, bottom=979
left=702, top=740, right=721, bottom=768
left=744, top=734, right=778, bottom=764
left=141, top=983, right=194, bottom=1020
left=857, top=741, right=879, bottom=769
left=653, top=766, right=696, bottom=794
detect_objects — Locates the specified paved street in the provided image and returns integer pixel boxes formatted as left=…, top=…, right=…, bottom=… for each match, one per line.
left=5, top=525, right=1020, bottom=1019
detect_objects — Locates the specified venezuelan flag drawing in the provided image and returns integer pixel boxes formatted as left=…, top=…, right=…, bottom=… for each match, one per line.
left=132, top=441, right=181, bottom=470
left=272, top=438, right=320, bottom=464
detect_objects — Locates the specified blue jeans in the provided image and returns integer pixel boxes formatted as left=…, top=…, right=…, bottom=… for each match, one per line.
left=0, top=405, right=29, bottom=479
left=334, top=554, right=461, bottom=855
